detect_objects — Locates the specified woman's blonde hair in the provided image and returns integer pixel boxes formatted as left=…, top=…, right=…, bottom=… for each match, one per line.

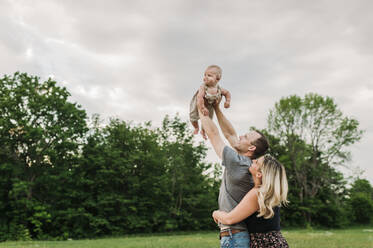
left=257, top=154, right=288, bottom=219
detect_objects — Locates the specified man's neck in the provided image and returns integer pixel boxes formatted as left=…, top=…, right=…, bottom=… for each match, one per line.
left=237, top=150, right=253, bottom=159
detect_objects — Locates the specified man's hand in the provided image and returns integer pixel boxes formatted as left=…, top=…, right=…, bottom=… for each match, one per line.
left=200, top=128, right=207, bottom=140
left=214, top=96, right=222, bottom=108
left=200, top=106, right=209, bottom=116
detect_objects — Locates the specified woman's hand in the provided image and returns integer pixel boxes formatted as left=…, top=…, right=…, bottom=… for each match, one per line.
left=212, top=210, right=223, bottom=224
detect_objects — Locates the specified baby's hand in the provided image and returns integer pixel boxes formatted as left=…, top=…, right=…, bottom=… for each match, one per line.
left=224, top=101, right=230, bottom=108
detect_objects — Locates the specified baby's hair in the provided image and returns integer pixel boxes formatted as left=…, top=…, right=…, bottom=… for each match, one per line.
left=207, top=65, right=222, bottom=81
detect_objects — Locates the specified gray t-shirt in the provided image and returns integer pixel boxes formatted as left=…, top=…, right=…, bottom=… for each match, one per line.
left=219, top=146, right=254, bottom=230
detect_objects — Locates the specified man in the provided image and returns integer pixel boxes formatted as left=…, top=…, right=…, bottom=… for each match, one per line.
left=199, top=102, right=269, bottom=248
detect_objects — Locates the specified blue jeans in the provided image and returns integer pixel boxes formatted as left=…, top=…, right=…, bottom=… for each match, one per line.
left=220, top=230, right=250, bottom=248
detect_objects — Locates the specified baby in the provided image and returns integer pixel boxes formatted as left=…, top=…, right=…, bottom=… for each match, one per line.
left=189, top=65, right=231, bottom=139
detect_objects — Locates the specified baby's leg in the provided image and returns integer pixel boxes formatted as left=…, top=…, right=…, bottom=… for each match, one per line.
left=190, top=93, right=200, bottom=135
left=191, top=121, right=199, bottom=135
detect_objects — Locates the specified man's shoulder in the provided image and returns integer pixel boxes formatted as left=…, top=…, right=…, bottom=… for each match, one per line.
left=223, top=145, right=238, bottom=158
left=222, top=146, right=252, bottom=167
left=223, top=145, right=234, bottom=153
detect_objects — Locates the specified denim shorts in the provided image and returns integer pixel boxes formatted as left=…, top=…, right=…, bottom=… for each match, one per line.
left=220, top=230, right=250, bottom=248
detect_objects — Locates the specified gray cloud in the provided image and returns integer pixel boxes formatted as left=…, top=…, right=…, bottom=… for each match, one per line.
left=1, top=0, right=372, bottom=183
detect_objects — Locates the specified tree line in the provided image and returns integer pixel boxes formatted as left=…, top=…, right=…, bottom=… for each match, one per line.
left=0, top=72, right=372, bottom=241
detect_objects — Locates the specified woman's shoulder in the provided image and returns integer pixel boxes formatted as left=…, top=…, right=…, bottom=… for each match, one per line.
left=244, top=187, right=259, bottom=201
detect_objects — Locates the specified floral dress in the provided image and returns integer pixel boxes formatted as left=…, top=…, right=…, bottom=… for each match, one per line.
left=250, top=230, right=289, bottom=248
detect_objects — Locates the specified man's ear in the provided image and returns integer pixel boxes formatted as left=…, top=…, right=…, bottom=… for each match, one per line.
left=248, top=145, right=256, bottom=152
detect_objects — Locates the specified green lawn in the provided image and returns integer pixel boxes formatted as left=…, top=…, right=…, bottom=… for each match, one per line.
left=1, top=227, right=372, bottom=248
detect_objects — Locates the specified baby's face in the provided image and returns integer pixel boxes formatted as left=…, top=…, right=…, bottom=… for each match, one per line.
left=203, top=68, right=219, bottom=86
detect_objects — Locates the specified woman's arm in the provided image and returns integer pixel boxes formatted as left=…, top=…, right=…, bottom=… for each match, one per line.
left=212, top=188, right=259, bottom=225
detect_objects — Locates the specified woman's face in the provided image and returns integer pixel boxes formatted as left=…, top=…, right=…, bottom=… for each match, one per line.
left=249, top=156, right=264, bottom=177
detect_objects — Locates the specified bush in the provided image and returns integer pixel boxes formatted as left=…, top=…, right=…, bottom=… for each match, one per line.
left=349, top=193, right=373, bottom=224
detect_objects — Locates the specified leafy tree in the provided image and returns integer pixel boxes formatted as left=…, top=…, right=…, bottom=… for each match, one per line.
left=52, top=115, right=218, bottom=238
left=258, top=129, right=349, bottom=227
left=268, top=93, right=363, bottom=165
left=267, top=93, right=363, bottom=225
left=50, top=115, right=172, bottom=238
left=0, top=72, right=224, bottom=239
left=0, top=72, right=88, bottom=239
left=350, top=178, right=373, bottom=198
left=348, top=179, right=373, bottom=224
left=157, top=115, right=218, bottom=231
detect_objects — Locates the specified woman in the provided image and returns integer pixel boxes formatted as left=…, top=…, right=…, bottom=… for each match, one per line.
left=213, top=154, right=289, bottom=248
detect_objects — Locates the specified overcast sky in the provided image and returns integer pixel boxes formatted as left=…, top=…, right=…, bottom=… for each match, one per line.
left=1, top=0, right=372, bottom=184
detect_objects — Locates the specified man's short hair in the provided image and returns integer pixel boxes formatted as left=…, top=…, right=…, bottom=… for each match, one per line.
left=207, top=65, right=222, bottom=81
left=251, top=130, right=269, bottom=159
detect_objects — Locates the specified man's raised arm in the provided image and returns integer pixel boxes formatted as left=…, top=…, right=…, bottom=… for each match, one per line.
left=214, top=104, right=239, bottom=148
left=198, top=110, right=225, bottom=159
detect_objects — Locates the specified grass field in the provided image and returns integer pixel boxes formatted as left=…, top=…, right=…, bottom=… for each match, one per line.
left=1, top=227, right=372, bottom=248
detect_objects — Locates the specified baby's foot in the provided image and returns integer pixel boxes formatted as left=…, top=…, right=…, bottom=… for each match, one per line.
left=193, top=128, right=199, bottom=135
left=200, top=129, right=207, bottom=140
